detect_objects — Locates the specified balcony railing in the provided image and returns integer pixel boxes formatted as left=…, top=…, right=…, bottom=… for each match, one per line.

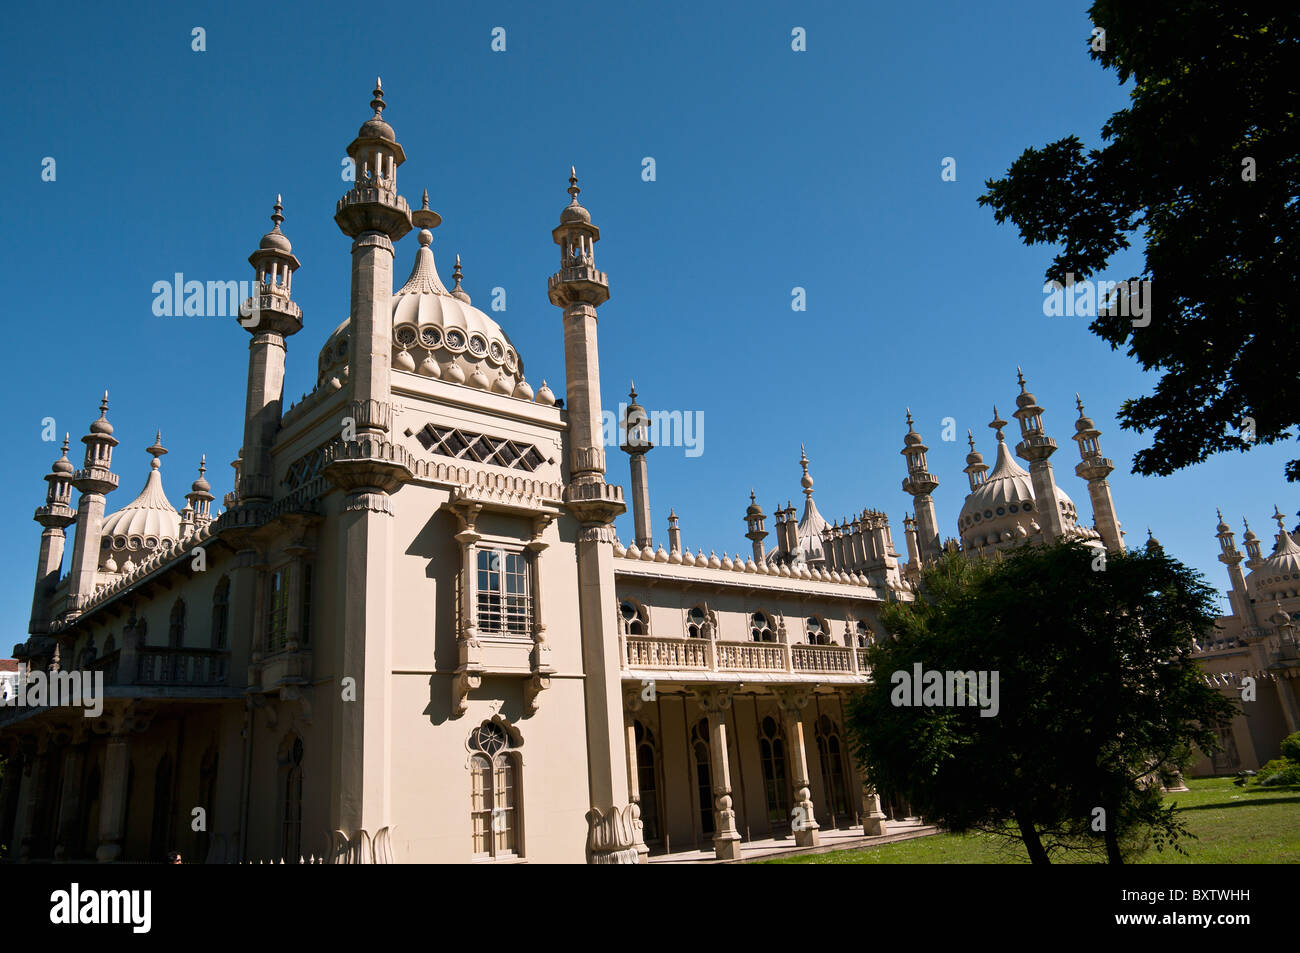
left=622, top=636, right=869, bottom=678
left=136, top=648, right=229, bottom=687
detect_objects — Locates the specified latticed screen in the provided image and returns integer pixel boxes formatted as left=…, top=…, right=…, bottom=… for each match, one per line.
left=417, top=424, right=546, bottom=472
left=267, top=570, right=288, bottom=651
left=477, top=550, right=531, bottom=635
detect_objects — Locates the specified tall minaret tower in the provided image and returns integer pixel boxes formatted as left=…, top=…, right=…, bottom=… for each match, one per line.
left=962, top=430, right=988, bottom=492
left=900, top=409, right=941, bottom=562
left=620, top=383, right=653, bottom=549
left=237, top=196, right=302, bottom=504
left=744, top=492, right=769, bottom=563
left=29, top=435, right=77, bottom=633
left=1072, top=395, right=1124, bottom=552
left=1012, top=369, right=1066, bottom=540
left=322, top=81, right=416, bottom=847
left=67, top=395, right=120, bottom=612
left=547, top=167, right=639, bottom=864
left=1215, top=509, right=1254, bottom=624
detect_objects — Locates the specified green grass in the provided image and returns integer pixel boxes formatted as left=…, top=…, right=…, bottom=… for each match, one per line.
left=761, top=777, right=1300, bottom=864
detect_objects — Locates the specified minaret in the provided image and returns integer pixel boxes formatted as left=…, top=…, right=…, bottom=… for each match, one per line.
left=1242, top=518, right=1263, bottom=568
left=334, top=78, right=413, bottom=440
left=962, top=430, right=988, bottom=492
left=29, top=435, right=77, bottom=633
left=1012, top=369, right=1066, bottom=540
left=744, top=491, right=769, bottom=563
left=900, top=409, right=941, bottom=562
left=1072, top=395, right=1123, bottom=552
left=667, top=509, right=682, bottom=556
left=1215, top=509, right=1254, bottom=624
left=237, top=196, right=303, bottom=503
left=547, top=167, right=637, bottom=863
left=67, top=394, right=120, bottom=612
left=322, top=81, right=416, bottom=846
left=620, top=383, right=653, bottom=549
left=185, top=456, right=215, bottom=529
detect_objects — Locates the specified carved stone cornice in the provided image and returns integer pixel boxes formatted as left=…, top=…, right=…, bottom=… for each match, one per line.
left=585, top=804, right=642, bottom=864
left=693, top=686, right=735, bottom=714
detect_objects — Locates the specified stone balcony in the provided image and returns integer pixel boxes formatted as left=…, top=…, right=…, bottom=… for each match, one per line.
left=622, top=635, right=871, bottom=686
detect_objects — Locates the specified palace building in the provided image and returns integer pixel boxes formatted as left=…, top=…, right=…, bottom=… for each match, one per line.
left=3, top=82, right=1286, bottom=864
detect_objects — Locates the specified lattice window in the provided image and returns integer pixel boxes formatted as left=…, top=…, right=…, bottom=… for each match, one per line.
left=267, top=570, right=288, bottom=652
left=282, top=448, right=327, bottom=489
left=469, top=722, right=519, bottom=859
left=477, top=549, right=532, bottom=636
left=417, top=424, right=545, bottom=472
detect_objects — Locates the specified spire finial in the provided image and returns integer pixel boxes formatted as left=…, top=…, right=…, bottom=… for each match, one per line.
left=452, top=253, right=464, bottom=288
left=146, top=430, right=167, bottom=469
left=989, top=405, right=1007, bottom=441
left=270, top=195, right=284, bottom=230
left=1017, top=366, right=1026, bottom=391
left=60, top=433, right=70, bottom=455
left=750, top=488, right=757, bottom=504
left=799, top=447, right=813, bottom=496
left=1075, top=393, right=1085, bottom=415
left=967, top=429, right=976, bottom=452
left=199, top=454, right=207, bottom=476
left=629, top=380, right=637, bottom=402
left=1273, top=505, right=1287, bottom=533
left=905, top=407, right=915, bottom=431
left=371, top=77, right=385, bottom=116
left=1217, top=507, right=1224, bottom=521
left=567, top=166, right=580, bottom=202
left=99, top=391, right=109, bottom=418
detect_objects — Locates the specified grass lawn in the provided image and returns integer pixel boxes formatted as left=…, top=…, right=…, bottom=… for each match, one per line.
left=761, top=776, right=1300, bottom=864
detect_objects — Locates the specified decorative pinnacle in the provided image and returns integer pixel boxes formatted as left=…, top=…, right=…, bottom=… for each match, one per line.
left=199, top=454, right=207, bottom=476
left=271, top=195, right=284, bottom=229
left=453, top=254, right=464, bottom=286
left=668, top=508, right=678, bottom=522
left=421, top=189, right=429, bottom=210
left=750, top=488, right=757, bottom=504
left=967, top=429, right=976, bottom=452
left=905, top=407, right=915, bottom=431
left=1017, top=366, right=1026, bottom=391
left=568, top=166, right=580, bottom=202
left=98, top=391, right=109, bottom=418
left=146, top=430, right=167, bottom=469
left=1075, top=393, right=1085, bottom=415
left=60, top=433, right=70, bottom=456
left=1217, top=507, right=1224, bottom=521
left=989, top=405, right=1007, bottom=440
left=370, top=77, right=385, bottom=116
left=1273, top=505, right=1287, bottom=532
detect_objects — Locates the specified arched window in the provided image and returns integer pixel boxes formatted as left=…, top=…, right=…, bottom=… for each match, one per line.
left=758, top=715, right=789, bottom=828
left=267, top=570, right=288, bottom=651
left=211, top=576, right=230, bottom=650
left=805, top=616, right=830, bottom=645
left=855, top=620, right=873, bottom=648
left=634, top=721, right=662, bottom=845
left=619, top=599, right=649, bottom=636
left=690, top=718, right=714, bottom=836
left=686, top=606, right=709, bottom=638
left=814, top=715, right=850, bottom=823
left=469, top=722, right=520, bottom=859
left=282, top=736, right=303, bottom=861
left=750, top=611, right=776, bottom=643
left=169, top=599, right=186, bottom=649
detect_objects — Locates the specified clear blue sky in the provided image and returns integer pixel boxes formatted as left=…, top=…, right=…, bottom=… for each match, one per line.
left=2, top=0, right=1293, bottom=643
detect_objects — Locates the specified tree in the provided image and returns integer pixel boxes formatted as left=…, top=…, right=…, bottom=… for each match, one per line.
left=846, top=542, right=1238, bottom=863
left=978, top=2, right=1300, bottom=482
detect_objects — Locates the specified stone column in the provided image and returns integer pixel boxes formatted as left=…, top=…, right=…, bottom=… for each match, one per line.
left=696, top=688, right=742, bottom=860
left=18, top=737, right=51, bottom=860
left=96, top=722, right=132, bottom=862
left=0, top=748, right=24, bottom=852
left=774, top=688, right=820, bottom=847
left=623, top=690, right=649, bottom=864
left=54, top=733, right=86, bottom=857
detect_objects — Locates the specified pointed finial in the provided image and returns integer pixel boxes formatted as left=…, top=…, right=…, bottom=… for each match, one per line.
left=568, top=166, right=580, bottom=202
left=1273, top=505, right=1287, bottom=532
left=99, top=391, right=109, bottom=417
left=1075, top=393, right=1085, bottom=415
left=370, top=78, right=385, bottom=117
left=967, top=429, right=976, bottom=452
left=61, top=433, right=70, bottom=455
left=1217, top=507, right=1224, bottom=521
left=750, top=488, right=756, bottom=504
left=1017, top=366, right=1026, bottom=391
left=905, top=407, right=915, bottom=431
left=199, top=453, right=207, bottom=475
left=452, top=254, right=464, bottom=287
left=989, top=405, right=1007, bottom=440
left=629, top=380, right=637, bottom=402
left=146, top=430, right=167, bottom=469
left=270, top=195, right=284, bottom=230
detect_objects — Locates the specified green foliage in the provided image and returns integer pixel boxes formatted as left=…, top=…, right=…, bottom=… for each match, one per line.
left=846, top=541, right=1239, bottom=863
left=1253, top=731, right=1300, bottom=786
left=978, top=2, right=1300, bottom=483
left=1280, top=730, right=1300, bottom=765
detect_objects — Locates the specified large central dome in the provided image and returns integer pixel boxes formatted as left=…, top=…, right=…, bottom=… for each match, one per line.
left=957, top=434, right=1083, bottom=550
left=317, top=226, right=545, bottom=402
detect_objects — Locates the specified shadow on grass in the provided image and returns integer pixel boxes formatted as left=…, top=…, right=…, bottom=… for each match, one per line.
left=1173, top=793, right=1300, bottom=813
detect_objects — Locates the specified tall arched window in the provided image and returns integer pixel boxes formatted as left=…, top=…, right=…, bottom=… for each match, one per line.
left=168, top=599, right=186, bottom=649
left=634, top=721, right=662, bottom=845
left=814, top=715, right=850, bottom=823
left=759, top=715, right=789, bottom=829
left=805, top=616, right=830, bottom=645
left=282, top=736, right=304, bottom=861
left=469, top=722, right=520, bottom=859
left=211, top=577, right=230, bottom=650
left=690, top=718, right=714, bottom=836
left=750, top=611, right=776, bottom=643
left=619, top=599, right=649, bottom=635
left=855, top=620, right=873, bottom=647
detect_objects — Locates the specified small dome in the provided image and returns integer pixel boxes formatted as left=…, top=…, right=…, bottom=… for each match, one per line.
left=956, top=436, right=1078, bottom=545
left=90, top=416, right=114, bottom=436
left=561, top=202, right=591, bottom=225
left=1075, top=415, right=1095, bottom=433
left=100, top=459, right=182, bottom=551
left=512, top=378, right=534, bottom=401
left=358, top=116, right=395, bottom=141
left=51, top=437, right=74, bottom=475
left=535, top=381, right=555, bottom=406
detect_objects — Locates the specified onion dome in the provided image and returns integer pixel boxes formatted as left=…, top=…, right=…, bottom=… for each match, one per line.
left=746, top=489, right=763, bottom=519
left=89, top=391, right=114, bottom=435
left=535, top=380, right=556, bottom=406
left=51, top=433, right=74, bottom=475
left=964, top=431, right=984, bottom=467
left=560, top=166, right=591, bottom=224
left=1216, top=507, right=1230, bottom=535
left=957, top=407, right=1078, bottom=549
left=99, top=432, right=182, bottom=563
left=1073, top=394, right=1096, bottom=433
left=357, top=78, right=395, bottom=141
left=1145, top=528, right=1162, bottom=552
left=1243, top=518, right=1258, bottom=544
left=902, top=408, right=923, bottom=448
left=191, top=455, right=211, bottom=494
left=259, top=195, right=292, bottom=253
left=1254, top=506, right=1300, bottom=595
left=1014, top=366, right=1037, bottom=410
